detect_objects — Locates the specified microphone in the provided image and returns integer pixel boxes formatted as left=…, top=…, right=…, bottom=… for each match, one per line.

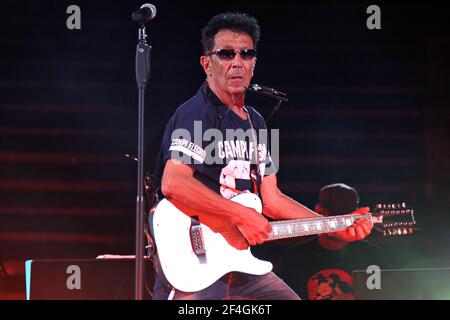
left=132, top=3, right=157, bottom=24
left=246, top=84, right=289, bottom=102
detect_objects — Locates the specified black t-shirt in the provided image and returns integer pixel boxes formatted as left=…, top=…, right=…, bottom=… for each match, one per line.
left=161, top=84, right=276, bottom=199
left=274, top=239, right=389, bottom=300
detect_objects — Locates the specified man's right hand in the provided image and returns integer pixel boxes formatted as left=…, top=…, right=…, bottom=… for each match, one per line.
left=232, top=206, right=272, bottom=248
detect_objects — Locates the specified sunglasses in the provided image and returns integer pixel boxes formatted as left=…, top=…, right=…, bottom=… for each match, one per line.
left=209, top=49, right=257, bottom=61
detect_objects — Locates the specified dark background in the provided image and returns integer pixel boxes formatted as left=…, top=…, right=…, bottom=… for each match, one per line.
left=0, top=0, right=449, bottom=299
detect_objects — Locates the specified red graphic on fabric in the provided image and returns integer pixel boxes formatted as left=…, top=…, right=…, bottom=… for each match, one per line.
left=307, top=269, right=354, bottom=300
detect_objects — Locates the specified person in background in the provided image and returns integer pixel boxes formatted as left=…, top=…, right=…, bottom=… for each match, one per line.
left=275, top=183, right=389, bottom=300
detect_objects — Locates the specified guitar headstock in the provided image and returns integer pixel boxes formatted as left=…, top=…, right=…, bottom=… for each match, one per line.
left=372, top=203, right=417, bottom=236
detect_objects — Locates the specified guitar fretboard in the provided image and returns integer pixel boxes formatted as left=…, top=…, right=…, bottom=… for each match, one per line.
left=268, top=213, right=372, bottom=240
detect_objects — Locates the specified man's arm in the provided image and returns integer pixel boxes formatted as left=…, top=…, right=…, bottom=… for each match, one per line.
left=261, top=174, right=372, bottom=242
left=161, top=159, right=272, bottom=248
left=261, top=174, right=321, bottom=219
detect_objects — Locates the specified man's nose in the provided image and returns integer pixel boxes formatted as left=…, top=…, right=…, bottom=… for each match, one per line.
left=231, top=53, right=244, bottom=67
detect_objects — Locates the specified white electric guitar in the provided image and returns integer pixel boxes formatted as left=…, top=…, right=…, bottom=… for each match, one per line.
left=151, top=192, right=416, bottom=292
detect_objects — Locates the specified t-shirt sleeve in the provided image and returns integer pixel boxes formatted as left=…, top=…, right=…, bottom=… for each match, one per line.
left=161, top=105, right=210, bottom=173
left=264, top=151, right=278, bottom=176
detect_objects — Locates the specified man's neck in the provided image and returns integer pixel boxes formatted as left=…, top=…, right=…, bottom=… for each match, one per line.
left=207, top=82, right=247, bottom=119
left=228, top=105, right=248, bottom=120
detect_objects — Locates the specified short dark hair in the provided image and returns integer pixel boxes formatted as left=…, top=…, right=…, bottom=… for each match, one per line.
left=201, top=12, right=261, bottom=55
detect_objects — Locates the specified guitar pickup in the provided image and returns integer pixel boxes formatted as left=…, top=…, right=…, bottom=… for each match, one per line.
left=190, top=216, right=206, bottom=257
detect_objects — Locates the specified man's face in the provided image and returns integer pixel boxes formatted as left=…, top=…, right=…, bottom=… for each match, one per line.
left=201, top=29, right=256, bottom=101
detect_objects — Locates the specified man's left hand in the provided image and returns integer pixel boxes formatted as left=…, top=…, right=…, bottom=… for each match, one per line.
left=326, top=207, right=373, bottom=242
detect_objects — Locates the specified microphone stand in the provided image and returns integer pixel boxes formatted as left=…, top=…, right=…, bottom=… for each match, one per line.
left=246, top=84, right=289, bottom=123
left=134, top=24, right=151, bottom=301
left=266, top=99, right=284, bottom=123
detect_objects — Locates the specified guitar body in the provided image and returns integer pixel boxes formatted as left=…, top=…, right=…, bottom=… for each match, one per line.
left=151, top=192, right=273, bottom=293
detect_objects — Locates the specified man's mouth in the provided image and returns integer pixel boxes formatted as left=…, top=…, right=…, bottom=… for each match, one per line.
left=229, top=76, right=243, bottom=81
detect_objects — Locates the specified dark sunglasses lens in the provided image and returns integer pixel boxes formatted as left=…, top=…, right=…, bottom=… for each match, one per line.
left=213, top=49, right=256, bottom=60
left=216, top=50, right=236, bottom=60
left=240, top=49, right=256, bottom=59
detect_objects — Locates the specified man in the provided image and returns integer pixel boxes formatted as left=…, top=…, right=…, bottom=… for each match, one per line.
left=152, top=12, right=372, bottom=300
left=275, top=183, right=389, bottom=300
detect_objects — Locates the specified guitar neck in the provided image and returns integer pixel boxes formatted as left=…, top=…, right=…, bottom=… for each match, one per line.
left=267, top=213, right=372, bottom=241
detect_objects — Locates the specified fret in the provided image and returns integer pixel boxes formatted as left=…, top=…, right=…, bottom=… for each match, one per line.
left=287, top=224, right=292, bottom=234
left=280, top=224, right=286, bottom=235
left=273, top=226, right=279, bottom=236
left=329, top=219, right=337, bottom=229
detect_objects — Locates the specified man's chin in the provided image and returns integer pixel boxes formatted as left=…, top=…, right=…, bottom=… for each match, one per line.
left=228, top=85, right=247, bottom=96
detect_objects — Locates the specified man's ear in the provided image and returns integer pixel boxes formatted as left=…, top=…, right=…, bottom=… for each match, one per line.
left=200, top=56, right=211, bottom=77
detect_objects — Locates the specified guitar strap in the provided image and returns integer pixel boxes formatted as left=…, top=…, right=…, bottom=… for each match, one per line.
left=244, top=107, right=263, bottom=199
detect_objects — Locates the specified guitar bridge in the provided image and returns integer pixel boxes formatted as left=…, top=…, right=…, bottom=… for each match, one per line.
left=190, top=216, right=206, bottom=257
